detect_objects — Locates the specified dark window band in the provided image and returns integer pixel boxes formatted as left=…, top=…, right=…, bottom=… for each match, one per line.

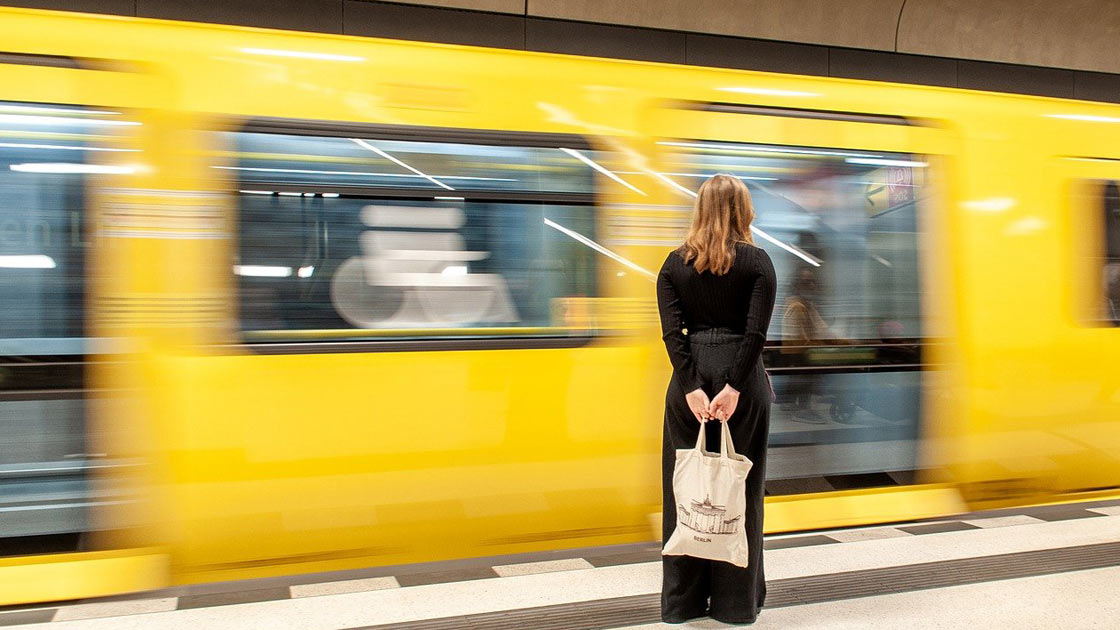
left=239, top=117, right=595, bottom=150
left=235, top=335, right=596, bottom=355
left=688, top=101, right=917, bottom=126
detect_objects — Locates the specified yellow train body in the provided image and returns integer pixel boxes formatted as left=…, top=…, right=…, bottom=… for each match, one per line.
left=0, top=6, right=1118, bottom=604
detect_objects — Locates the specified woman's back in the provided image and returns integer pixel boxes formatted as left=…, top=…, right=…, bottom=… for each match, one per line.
left=658, top=242, right=776, bottom=336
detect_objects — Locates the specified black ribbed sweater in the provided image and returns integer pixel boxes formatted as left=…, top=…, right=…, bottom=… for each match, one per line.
left=656, top=242, right=777, bottom=393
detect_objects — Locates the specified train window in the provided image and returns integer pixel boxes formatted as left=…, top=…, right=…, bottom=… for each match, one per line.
left=663, top=138, right=927, bottom=494
left=1082, top=179, right=1120, bottom=326
left=661, top=139, right=925, bottom=343
left=0, top=101, right=128, bottom=553
left=0, top=102, right=111, bottom=351
left=225, top=126, right=602, bottom=347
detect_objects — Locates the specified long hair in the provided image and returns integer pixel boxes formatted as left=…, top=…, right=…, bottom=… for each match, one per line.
left=679, top=173, right=755, bottom=275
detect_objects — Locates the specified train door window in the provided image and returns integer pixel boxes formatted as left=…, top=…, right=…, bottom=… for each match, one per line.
left=662, top=139, right=927, bottom=493
left=1080, top=179, right=1120, bottom=325
left=224, top=123, right=604, bottom=348
left=0, top=102, right=129, bottom=554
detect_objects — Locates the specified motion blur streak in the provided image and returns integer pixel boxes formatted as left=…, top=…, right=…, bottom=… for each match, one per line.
left=560, top=147, right=647, bottom=196
left=350, top=137, right=456, bottom=190
left=543, top=217, right=656, bottom=279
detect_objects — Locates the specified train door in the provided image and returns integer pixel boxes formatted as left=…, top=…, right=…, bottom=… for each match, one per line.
left=645, top=99, right=962, bottom=530
left=0, top=52, right=167, bottom=604
left=1053, top=156, right=1120, bottom=493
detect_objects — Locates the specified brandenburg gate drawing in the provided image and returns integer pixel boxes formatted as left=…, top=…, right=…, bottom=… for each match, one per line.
left=678, top=496, right=741, bottom=535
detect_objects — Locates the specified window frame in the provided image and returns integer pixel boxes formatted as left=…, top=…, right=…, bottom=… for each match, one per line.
left=1069, top=173, right=1120, bottom=327
left=663, top=134, right=932, bottom=372
left=229, top=118, right=603, bottom=355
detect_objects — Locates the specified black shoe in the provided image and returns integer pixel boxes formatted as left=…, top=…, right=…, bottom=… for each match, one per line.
left=709, top=614, right=757, bottom=625
left=661, top=610, right=709, bottom=624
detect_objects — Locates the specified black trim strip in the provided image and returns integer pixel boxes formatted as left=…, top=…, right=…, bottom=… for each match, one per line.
left=761, top=342, right=927, bottom=372
left=235, top=335, right=597, bottom=355
left=0, top=390, right=86, bottom=402
left=690, top=100, right=916, bottom=126
left=0, top=51, right=81, bottom=70
left=237, top=185, right=595, bottom=205
left=765, top=472, right=916, bottom=496
left=767, top=363, right=923, bottom=375
left=0, top=356, right=86, bottom=401
left=0, top=533, right=83, bottom=559
left=1067, top=155, right=1120, bottom=162
left=239, top=117, right=595, bottom=150
left=231, top=339, right=930, bottom=364
left=0, top=52, right=137, bottom=73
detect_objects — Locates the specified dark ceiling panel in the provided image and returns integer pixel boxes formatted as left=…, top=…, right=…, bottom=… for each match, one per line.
left=525, top=17, right=685, bottom=65
left=685, top=34, right=828, bottom=77
left=137, top=0, right=343, bottom=34
left=958, top=59, right=1074, bottom=99
left=0, top=0, right=134, bottom=13
left=344, top=1, right=525, bottom=49
left=829, top=47, right=957, bottom=88
left=1074, top=72, right=1120, bottom=104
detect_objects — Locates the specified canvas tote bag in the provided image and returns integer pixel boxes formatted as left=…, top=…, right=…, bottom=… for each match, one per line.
left=663, top=420, right=753, bottom=567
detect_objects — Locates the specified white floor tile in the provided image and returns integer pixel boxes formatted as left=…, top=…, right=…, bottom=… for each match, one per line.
left=962, top=515, right=1045, bottom=528
left=53, top=598, right=178, bottom=621
left=493, top=558, right=594, bottom=577
left=1087, top=505, right=1120, bottom=516
left=289, top=576, right=399, bottom=598
left=825, top=527, right=912, bottom=543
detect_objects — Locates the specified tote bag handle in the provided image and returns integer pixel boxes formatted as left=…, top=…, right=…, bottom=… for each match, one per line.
left=692, top=420, right=740, bottom=460
left=720, top=419, right=739, bottom=460
left=693, top=422, right=709, bottom=453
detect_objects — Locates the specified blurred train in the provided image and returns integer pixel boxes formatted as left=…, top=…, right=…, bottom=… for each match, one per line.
left=2, top=5, right=1119, bottom=605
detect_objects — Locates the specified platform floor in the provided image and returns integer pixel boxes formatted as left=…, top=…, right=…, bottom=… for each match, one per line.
left=3, top=498, right=1119, bottom=629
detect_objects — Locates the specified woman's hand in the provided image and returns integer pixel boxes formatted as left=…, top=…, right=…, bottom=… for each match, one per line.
left=709, top=384, right=740, bottom=421
left=685, top=388, right=712, bottom=423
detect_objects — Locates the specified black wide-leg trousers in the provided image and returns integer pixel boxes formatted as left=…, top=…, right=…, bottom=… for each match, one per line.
left=661, top=331, right=770, bottom=624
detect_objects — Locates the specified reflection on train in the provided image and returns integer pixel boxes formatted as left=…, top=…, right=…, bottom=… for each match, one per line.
left=661, top=140, right=925, bottom=491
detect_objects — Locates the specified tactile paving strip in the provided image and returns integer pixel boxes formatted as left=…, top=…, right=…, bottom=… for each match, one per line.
left=344, top=541, right=1120, bottom=630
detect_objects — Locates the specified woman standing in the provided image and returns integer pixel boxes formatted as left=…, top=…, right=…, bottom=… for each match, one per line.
left=656, top=174, right=777, bottom=625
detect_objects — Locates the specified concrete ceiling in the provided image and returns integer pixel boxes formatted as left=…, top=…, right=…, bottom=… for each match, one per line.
left=390, top=0, right=1120, bottom=74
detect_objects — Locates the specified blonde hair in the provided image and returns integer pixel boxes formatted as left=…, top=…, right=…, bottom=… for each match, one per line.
left=679, top=173, right=755, bottom=275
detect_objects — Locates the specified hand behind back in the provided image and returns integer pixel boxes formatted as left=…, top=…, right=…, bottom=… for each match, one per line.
left=708, top=384, right=740, bottom=421
left=685, top=388, right=711, bottom=423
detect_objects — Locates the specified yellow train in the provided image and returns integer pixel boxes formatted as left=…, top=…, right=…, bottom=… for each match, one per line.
left=1, top=5, right=1119, bottom=605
